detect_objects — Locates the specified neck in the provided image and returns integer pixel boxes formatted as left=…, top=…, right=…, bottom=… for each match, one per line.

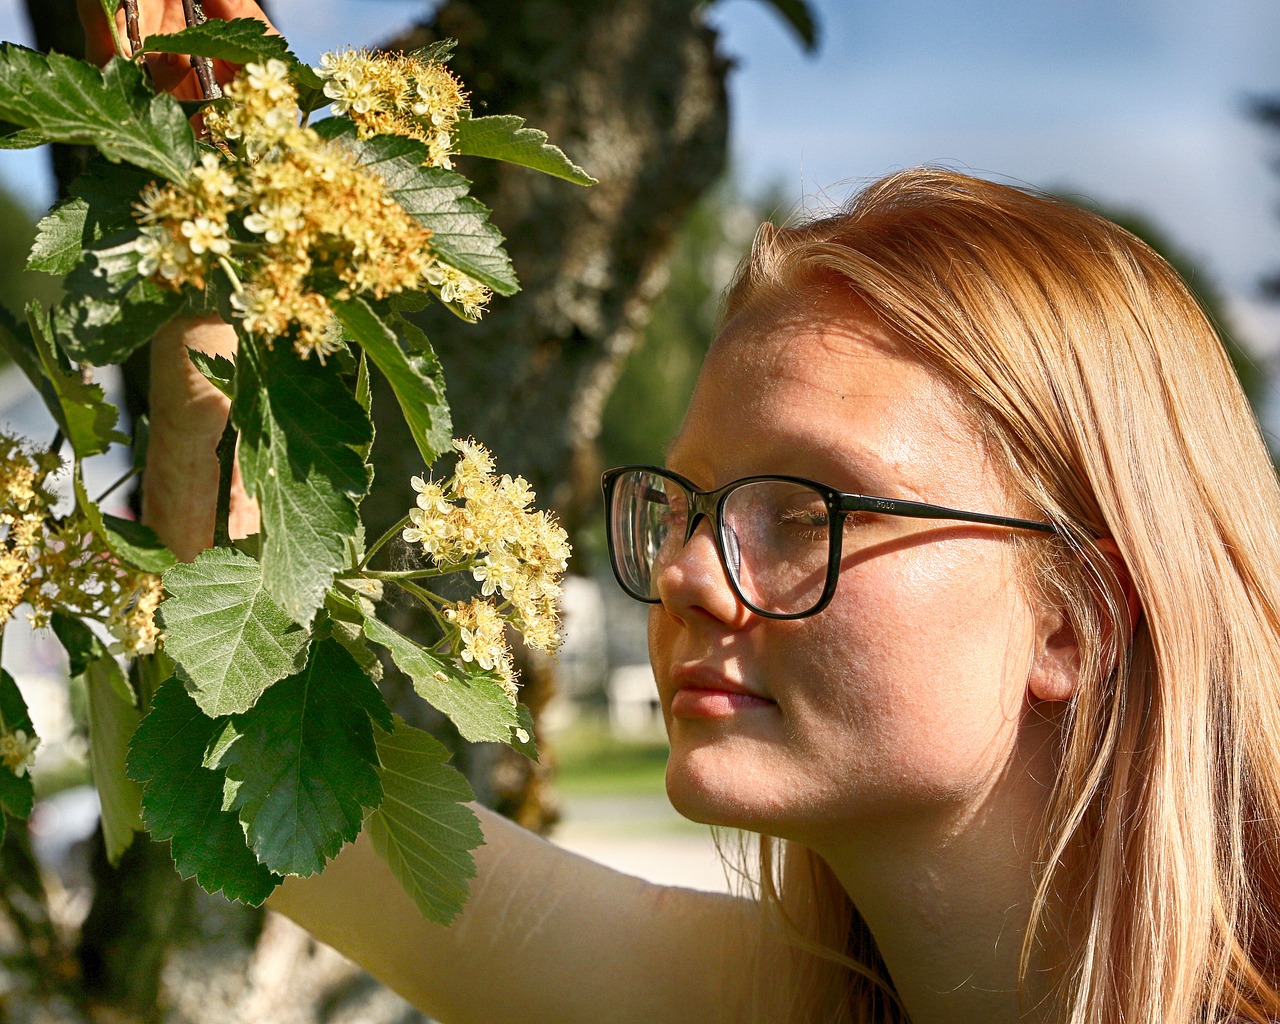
left=815, top=709, right=1062, bottom=1024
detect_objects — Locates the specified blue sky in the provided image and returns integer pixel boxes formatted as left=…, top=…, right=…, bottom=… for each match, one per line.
left=1, top=0, right=1279, bottom=350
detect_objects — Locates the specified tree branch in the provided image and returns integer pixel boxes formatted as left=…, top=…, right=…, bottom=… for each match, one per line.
left=182, top=0, right=221, bottom=99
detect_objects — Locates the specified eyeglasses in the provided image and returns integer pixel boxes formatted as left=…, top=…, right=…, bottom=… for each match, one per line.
left=601, top=465, right=1058, bottom=620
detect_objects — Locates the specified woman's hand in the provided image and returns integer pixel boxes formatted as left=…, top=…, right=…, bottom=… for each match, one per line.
left=76, top=0, right=278, bottom=96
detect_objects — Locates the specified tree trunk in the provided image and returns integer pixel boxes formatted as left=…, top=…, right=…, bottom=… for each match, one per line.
left=11, top=0, right=727, bottom=1018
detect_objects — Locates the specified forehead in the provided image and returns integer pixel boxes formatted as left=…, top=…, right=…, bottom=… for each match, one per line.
left=668, top=293, right=997, bottom=501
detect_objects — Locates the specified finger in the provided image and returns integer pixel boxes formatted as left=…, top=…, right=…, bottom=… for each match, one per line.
left=76, top=0, right=126, bottom=64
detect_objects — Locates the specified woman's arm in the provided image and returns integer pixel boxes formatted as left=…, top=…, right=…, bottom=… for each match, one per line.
left=270, top=805, right=760, bottom=1024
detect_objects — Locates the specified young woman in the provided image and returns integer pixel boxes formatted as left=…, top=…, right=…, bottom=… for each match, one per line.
left=80, top=4, right=1280, bottom=1021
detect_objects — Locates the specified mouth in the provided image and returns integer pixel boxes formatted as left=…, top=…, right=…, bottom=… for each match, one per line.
left=668, top=665, right=776, bottom=720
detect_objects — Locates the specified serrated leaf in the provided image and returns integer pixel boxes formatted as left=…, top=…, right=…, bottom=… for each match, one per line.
left=187, top=348, right=235, bottom=397
left=27, top=303, right=126, bottom=457
left=126, top=678, right=281, bottom=904
left=212, top=637, right=386, bottom=877
left=0, top=48, right=195, bottom=181
left=452, top=114, right=595, bottom=186
left=56, top=231, right=188, bottom=366
left=314, top=118, right=518, bottom=296
left=0, top=670, right=36, bottom=821
left=233, top=340, right=373, bottom=626
left=30, top=160, right=156, bottom=275
left=158, top=546, right=310, bottom=717
left=0, top=121, right=48, bottom=149
left=141, top=19, right=326, bottom=105
left=331, top=296, right=451, bottom=464
left=362, top=613, right=518, bottom=744
left=142, top=18, right=291, bottom=65
left=368, top=718, right=480, bottom=925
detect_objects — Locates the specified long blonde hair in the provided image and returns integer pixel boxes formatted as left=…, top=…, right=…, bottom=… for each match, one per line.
left=721, top=168, right=1280, bottom=1023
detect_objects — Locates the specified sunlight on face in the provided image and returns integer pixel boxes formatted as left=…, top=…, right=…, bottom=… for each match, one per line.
left=647, top=292, right=1055, bottom=853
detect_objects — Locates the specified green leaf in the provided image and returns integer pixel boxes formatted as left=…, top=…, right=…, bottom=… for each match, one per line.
left=187, top=348, right=236, bottom=397
left=756, top=0, right=820, bottom=52
left=324, top=588, right=383, bottom=684
left=513, top=703, right=539, bottom=762
left=314, top=118, right=518, bottom=296
left=141, top=18, right=291, bottom=65
left=72, top=471, right=177, bottom=575
left=142, top=19, right=326, bottom=106
left=362, top=614, right=518, bottom=744
left=53, top=615, right=147, bottom=864
left=30, top=160, right=156, bottom=275
left=56, top=231, right=188, bottom=366
left=87, top=652, right=144, bottom=863
left=0, top=121, right=48, bottom=149
left=332, top=296, right=452, bottom=464
left=0, top=48, right=196, bottom=182
left=158, top=547, right=310, bottom=717
left=26, top=303, right=126, bottom=458
left=127, top=677, right=281, bottom=904
left=212, top=637, right=387, bottom=877
left=0, top=671, right=36, bottom=822
left=453, top=114, right=595, bottom=186
left=233, top=339, right=373, bottom=626
left=100, top=515, right=178, bottom=574
left=368, top=718, right=481, bottom=925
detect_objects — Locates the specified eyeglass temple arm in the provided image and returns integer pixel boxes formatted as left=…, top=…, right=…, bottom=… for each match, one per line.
left=841, top=495, right=1058, bottom=534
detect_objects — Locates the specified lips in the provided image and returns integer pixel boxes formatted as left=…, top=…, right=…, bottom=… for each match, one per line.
left=667, top=665, right=775, bottom=720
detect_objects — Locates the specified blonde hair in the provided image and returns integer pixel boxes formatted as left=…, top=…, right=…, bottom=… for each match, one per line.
left=720, top=168, right=1280, bottom=1023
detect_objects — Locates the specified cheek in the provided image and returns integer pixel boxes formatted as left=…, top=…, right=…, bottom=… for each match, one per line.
left=785, top=547, right=1036, bottom=801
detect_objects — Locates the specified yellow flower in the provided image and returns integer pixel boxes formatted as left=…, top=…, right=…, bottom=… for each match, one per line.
left=318, top=48, right=467, bottom=168
left=0, top=729, right=38, bottom=778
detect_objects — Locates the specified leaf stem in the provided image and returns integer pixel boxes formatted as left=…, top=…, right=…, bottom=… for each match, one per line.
left=100, top=0, right=128, bottom=60
left=358, top=514, right=412, bottom=570
left=363, top=564, right=475, bottom=582
left=95, top=466, right=142, bottom=505
left=212, top=416, right=237, bottom=548
left=217, top=255, right=245, bottom=295
left=389, top=577, right=448, bottom=609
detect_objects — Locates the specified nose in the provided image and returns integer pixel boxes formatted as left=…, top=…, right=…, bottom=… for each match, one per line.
left=654, top=517, right=752, bottom=627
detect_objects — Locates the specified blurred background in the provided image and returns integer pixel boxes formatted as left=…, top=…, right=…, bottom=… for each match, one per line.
left=0, top=1, right=1278, bottom=1020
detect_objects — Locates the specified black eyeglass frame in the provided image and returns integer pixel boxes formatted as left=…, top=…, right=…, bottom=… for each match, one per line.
left=601, top=464, right=1059, bottom=620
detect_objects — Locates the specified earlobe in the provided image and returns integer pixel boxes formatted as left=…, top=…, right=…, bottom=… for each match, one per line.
left=1028, top=604, right=1080, bottom=703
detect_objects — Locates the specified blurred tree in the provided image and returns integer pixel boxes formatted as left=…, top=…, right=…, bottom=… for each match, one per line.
left=3, top=1, right=819, bottom=1021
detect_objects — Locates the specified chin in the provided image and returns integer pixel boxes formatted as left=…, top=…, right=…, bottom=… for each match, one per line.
left=663, top=739, right=791, bottom=833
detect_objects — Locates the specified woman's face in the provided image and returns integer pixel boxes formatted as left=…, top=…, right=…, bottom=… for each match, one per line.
left=649, top=292, right=1057, bottom=847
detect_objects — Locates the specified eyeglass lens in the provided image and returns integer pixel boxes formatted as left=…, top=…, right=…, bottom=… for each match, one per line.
left=608, top=470, right=833, bottom=616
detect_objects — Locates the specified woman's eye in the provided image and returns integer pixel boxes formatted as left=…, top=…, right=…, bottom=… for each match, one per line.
left=777, top=505, right=830, bottom=540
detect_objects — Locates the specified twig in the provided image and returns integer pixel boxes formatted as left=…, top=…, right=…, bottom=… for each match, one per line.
left=122, top=0, right=155, bottom=86
left=122, top=0, right=143, bottom=56
left=182, top=0, right=222, bottom=100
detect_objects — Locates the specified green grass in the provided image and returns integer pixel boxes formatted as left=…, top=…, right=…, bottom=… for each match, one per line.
left=551, top=716, right=670, bottom=797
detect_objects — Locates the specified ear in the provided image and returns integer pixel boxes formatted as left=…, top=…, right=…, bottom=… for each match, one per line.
left=1027, top=600, right=1080, bottom=703
left=1027, top=538, right=1139, bottom=704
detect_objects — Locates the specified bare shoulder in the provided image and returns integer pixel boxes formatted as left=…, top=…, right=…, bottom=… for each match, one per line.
left=270, top=804, right=766, bottom=1024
